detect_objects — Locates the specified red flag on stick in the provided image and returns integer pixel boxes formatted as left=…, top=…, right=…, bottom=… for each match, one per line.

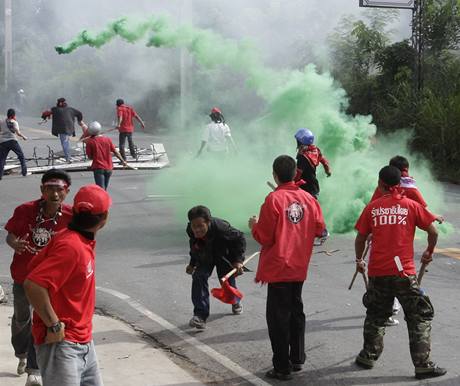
left=211, top=281, right=243, bottom=304
left=211, top=252, right=260, bottom=304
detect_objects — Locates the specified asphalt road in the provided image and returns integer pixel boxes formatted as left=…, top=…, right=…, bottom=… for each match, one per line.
left=1, top=122, right=459, bottom=385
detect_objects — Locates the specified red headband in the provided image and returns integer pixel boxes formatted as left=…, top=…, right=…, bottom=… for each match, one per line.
left=43, top=179, right=68, bottom=189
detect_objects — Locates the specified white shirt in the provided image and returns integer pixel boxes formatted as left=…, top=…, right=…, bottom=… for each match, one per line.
left=202, top=122, right=232, bottom=152
left=0, top=119, right=19, bottom=143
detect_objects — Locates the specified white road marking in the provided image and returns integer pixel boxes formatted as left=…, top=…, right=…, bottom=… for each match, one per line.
left=97, top=286, right=271, bottom=386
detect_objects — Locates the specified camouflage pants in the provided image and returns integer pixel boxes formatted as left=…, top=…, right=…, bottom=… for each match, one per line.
left=357, top=275, right=434, bottom=368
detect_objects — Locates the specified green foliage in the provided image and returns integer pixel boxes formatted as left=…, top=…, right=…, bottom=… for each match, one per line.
left=328, top=2, right=460, bottom=181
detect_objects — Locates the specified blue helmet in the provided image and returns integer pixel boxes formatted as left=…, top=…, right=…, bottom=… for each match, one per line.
left=294, top=128, right=314, bottom=145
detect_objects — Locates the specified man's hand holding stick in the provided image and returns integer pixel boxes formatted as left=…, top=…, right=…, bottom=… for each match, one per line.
left=349, top=238, right=370, bottom=290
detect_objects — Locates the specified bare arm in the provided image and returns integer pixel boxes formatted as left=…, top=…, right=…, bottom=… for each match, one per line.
left=355, top=232, right=368, bottom=273
left=421, top=223, right=438, bottom=264
left=113, top=149, right=128, bottom=166
left=23, top=279, right=58, bottom=327
left=24, top=279, right=65, bottom=343
left=6, top=232, right=36, bottom=254
left=196, top=141, right=206, bottom=158
left=10, top=121, right=27, bottom=140
left=134, top=114, right=145, bottom=130
left=226, top=136, right=238, bottom=154
left=14, top=125, right=27, bottom=140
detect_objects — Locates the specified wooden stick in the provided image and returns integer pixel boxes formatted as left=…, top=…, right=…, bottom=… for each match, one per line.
left=222, top=252, right=260, bottom=282
left=417, top=262, right=428, bottom=285
left=266, top=181, right=276, bottom=191
left=362, top=272, right=368, bottom=290
left=348, top=240, right=371, bottom=290
left=348, top=270, right=359, bottom=290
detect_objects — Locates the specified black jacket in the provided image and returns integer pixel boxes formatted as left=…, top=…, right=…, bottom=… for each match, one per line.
left=51, top=106, right=83, bottom=136
left=186, top=217, right=246, bottom=267
left=296, top=153, right=319, bottom=197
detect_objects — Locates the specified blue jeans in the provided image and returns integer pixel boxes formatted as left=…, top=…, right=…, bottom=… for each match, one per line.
left=59, top=133, right=71, bottom=161
left=191, top=261, right=240, bottom=320
left=11, top=283, right=39, bottom=375
left=93, top=169, right=112, bottom=190
left=119, top=132, right=136, bottom=160
left=36, top=340, right=103, bottom=386
left=0, top=140, right=27, bottom=179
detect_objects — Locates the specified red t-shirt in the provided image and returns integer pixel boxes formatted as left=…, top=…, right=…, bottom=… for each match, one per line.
left=5, top=200, right=72, bottom=284
left=355, top=194, right=436, bottom=277
left=117, top=104, right=137, bottom=133
left=252, top=182, right=325, bottom=283
left=370, top=176, right=427, bottom=207
left=85, top=135, right=115, bottom=170
left=27, top=228, right=96, bottom=345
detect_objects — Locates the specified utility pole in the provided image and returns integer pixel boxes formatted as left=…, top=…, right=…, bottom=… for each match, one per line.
left=411, top=0, right=424, bottom=92
left=359, top=1, right=423, bottom=92
left=4, top=0, right=13, bottom=92
left=180, top=0, right=193, bottom=130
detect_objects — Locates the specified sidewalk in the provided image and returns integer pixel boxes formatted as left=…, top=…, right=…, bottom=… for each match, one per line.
left=0, top=305, right=204, bottom=386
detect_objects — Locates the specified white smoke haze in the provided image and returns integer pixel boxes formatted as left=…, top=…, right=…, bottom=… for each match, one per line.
left=7, top=0, right=451, bottom=235
left=8, top=0, right=411, bottom=128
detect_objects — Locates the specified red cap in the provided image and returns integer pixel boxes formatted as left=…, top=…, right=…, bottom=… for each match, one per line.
left=73, top=184, right=112, bottom=215
left=210, top=107, right=221, bottom=114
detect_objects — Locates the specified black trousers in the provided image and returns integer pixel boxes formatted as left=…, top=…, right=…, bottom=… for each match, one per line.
left=266, top=281, right=306, bottom=374
left=119, top=132, right=136, bottom=160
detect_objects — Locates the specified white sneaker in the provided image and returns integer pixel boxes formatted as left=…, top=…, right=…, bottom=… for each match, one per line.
left=25, top=374, right=42, bottom=386
left=0, top=285, right=7, bottom=303
left=385, top=317, right=400, bottom=327
left=232, top=303, right=243, bottom=315
left=17, top=358, right=26, bottom=375
left=392, top=298, right=401, bottom=315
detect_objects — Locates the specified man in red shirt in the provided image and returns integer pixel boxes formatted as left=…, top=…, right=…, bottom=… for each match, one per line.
left=368, top=155, right=443, bottom=326
left=84, top=121, right=127, bottom=190
left=24, top=184, right=111, bottom=386
left=115, top=98, right=145, bottom=161
left=370, top=155, right=427, bottom=206
left=5, top=169, right=72, bottom=386
left=249, top=155, right=325, bottom=381
left=354, top=165, right=446, bottom=380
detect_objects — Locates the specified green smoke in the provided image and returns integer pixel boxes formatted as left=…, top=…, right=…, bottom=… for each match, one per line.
left=57, top=16, right=450, bottom=234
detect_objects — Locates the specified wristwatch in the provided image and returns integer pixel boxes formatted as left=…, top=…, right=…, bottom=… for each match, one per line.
left=47, top=322, right=62, bottom=333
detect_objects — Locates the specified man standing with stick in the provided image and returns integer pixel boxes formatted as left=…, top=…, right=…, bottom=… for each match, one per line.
left=249, top=155, right=325, bottom=381
left=354, top=165, right=446, bottom=380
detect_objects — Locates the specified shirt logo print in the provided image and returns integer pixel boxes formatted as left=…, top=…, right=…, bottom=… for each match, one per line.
left=286, top=202, right=304, bottom=224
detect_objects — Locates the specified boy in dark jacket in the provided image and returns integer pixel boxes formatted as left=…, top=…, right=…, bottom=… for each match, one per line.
left=186, top=206, right=246, bottom=329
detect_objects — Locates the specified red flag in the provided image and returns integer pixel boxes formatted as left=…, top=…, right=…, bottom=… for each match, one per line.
left=211, top=280, right=243, bottom=304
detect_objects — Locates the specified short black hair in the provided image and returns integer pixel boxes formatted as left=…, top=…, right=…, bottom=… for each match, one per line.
left=273, top=155, right=296, bottom=183
left=187, top=205, right=211, bottom=222
left=41, top=169, right=72, bottom=186
left=116, top=99, right=124, bottom=106
left=389, top=155, right=409, bottom=171
left=70, top=212, right=106, bottom=229
left=379, top=165, right=401, bottom=187
left=7, top=108, right=15, bottom=118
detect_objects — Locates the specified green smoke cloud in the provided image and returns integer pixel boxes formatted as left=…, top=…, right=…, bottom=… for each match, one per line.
left=56, top=16, right=450, bottom=235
